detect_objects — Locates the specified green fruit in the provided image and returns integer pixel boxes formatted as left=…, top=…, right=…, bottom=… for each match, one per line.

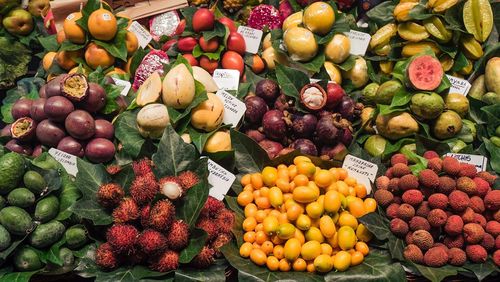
left=482, top=92, right=500, bottom=105
left=0, top=206, right=33, bottom=236
left=451, top=140, right=467, bottom=153
left=491, top=136, right=500, bottom=147
left=34, top=195, right=59, bottom=223
left=0, top=224, right=11, bottom=251
left=469, top=75, right=486, bottom=100
left=29, top=220, right=66, bottom=248
left=495, top=125, right=500, bottom=137
left=364, top=135, right=387, bottom=157
left=59, top=247, right=74, bottom=267
left=7, top=188, right=35, bottom=208
left=445, top=93, right=469, bottom=117
left=0, top=196, right=6, bottom=210
left=460, top=119, right=477, bottom=143
left=410, top=92, right=445, bottom=120
left=433, top=111, right=463, bottom=140
left=0, top=152, right=25, bottom=195
left=485, top=57, right=500, bottom=94
left=375, top=80, right=404, bottom=105
left=14, top=246, right=43, bottom=271
left=376, top=112, right=419, bottom=140
left=23, top=171, right=47, bottom=194
left=362, top=83, right=379, bottom=105
left=64, top=226, right=88, bottom=249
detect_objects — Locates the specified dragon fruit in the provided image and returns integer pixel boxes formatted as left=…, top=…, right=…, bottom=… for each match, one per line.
left=279, top=1, right=294, bottom=22
left=247, top=4, right=282, bottom=30
left=132, top=50, right=169, bottom=90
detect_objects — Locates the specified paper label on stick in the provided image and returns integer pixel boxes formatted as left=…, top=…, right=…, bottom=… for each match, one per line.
left=22, top=0, right=29, bottom=9
left=446, top=75, right=471, bottom=96
left=207, top=159, right=236, bottom=200
left=237, top=26, right=263, bottom=54
left=445, top=153, right=487, bottom=172
left=128, top=21, right=153, bottom=48
left=48, top=148, right=78, bottom=177
left=213, top=69, right=240, bottom=91
left=344, top=30, right=371, bottom=56
left=112, top=78, right=131, bottom=96
left=215, top=90, right=246, bottom=127
left=342, top=154, right=378, bottom=193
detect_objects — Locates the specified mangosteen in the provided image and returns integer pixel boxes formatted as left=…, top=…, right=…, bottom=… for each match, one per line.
left=10, top=117, right=37, bottom=141
left=36, top=119, right=66, bottom=147
left=94, top=119, right=114, bottom=140
left=44, top=96, right=75, bottom=122
left=45, top=74, right=67, bottom=97
left=278, top=147, right=294, bottom=156
left=5, top=139, right=32, bottom=155
left=339, top=128, right=353, bottom=145
left=65, top=110, right=96, bottom=140
left=262, top=110, right=287, bottom=141
left=255, top=79, right=280, bottom=102
left=246, top=129, right=265, bottom=143
left=290, top=139, right=318, bottom=156
left=30, top=98, right=48, bottom=122
left=57, top=136, right=85, bottom=157
left=320, top=143, right=348, bottom=161
left=244, top=96, right=268, bottom=124
left=60, top=73, right=89, bottom=102
left=39, top=84, right=47, bottom=98
left=292, top=114, right=317, bottom=138
left=300, top=83, right=327, bottom=111
left=315, top=115, right=339, bottom=145
left=336, top=96, right=355, bottom=120
left=11, top=99, right=33, bottom=120
left=274, top=94, right=292, bottom=111
left=325, top=83, right=346, bottom=110
left=258, top=139, right=283, bottom=159
left=85, top=138, right=115, bottom=163
left=32, top=145, right=43, bottom=157
left=78, top=83, right=106, bottom=113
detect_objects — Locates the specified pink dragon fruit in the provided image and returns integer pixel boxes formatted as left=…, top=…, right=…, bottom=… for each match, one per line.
left=132, top=50, right=169, bottom=90
left=279, top=1, right=294, bottom=22
left=247, top=4, right=282, bottom=30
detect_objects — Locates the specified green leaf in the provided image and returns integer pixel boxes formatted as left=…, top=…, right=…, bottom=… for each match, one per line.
left=38, top=35, right=59, bottom=52
left=296, top=53, right=326, bottom=73
left=115, top=110, right=146, bottom=158
left=409, top=3, right=434, bottom=20
left=174, top=261, right=227, bottom=281
left=336, top=55, right=356, bottom=71
left=484, top=138, right=500, bottom=173
left=202, top=21, right=227, bottom=41
left=405, top=262, right=459, bottom=282
left=179, top=228, right=208, bottom=263
left=378, top=90, right=412, bottom=116
left=0, top=271, right=39, bottom=282
left=383, top=138, right=415, bottom=159
left=225, top=196, right=245, bottom=247
left=59, top=40, right=86, bottom=51
left=358, top=211, right=391, bottom=240
left=44, top=238, right=67, bottom=266
left=450, top=52, right=468, bottom=72
left=188, top=125, right=231, bottom=153
left=366, top=2, right=396, bottom=27
left=230, top=130, right=269, bottom=177
left=168, top=81, right=208, bottom=124
left=1, top=77, right=43, bottom=123
left=76, top=0, right=102, bottom=32
left=0, top=235, right=29, bottom=262
left=462, top=260, right=499, bottom=281
left=192, top=44, right=225, bottom=60
left=275, top=63, right=310, bottom=112
left=94, top=29, right=128, bottom=62
left=0, top=37, right=31, bottom=90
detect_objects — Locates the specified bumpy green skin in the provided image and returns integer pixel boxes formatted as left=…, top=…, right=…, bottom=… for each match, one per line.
left=0, top=224, right=11, bottom=251
left=59, top=247, right=74, bottom=267
left=364, top=135, right=387, bottom=157
left=14, top=246, right=43, bottom=271
left=0, top=152, right=25, bottom=195
left=23, top=171, right=47, bottom=194
left=29, top=220, right=66, bottom=248
left=375, top=80, right=404, bottom=105
left=7, top=188, right=35, bottom=208
left=0, top=206, right=33, bottom=236
left=0, top=196, right=6, bottom=210
left=410, top=92, right=445, bottom=120
left=64, top=226, right=88, bottom=250
left=34, top=195, right=59, bottom=223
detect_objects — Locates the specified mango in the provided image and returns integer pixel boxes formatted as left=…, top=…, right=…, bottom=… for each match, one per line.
left=162, top=64, right=195, bottom=109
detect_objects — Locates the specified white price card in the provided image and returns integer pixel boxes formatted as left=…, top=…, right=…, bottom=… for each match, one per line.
left=48, top=148, right=78, bottom=177
left=237, top=26, right=263, bottom=54
left=213, top=69, right=240, bottom=91
left=207, top=159, right=236, bottom=200
left=112, top=78, right=131, bottom=96
left=342, top=154, right=378, bottom=194
left=128, top=21, right=153, bottom=48
left=446, top=75, right=472, bottom=96
left=344, top=30, right=371, bottom=56
left=215, top=90, right=246, bottom=127
left=445, top=153, right=488, bottom=172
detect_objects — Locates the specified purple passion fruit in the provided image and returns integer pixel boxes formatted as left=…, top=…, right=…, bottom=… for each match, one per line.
left=36, top=119, right=66, bottom=147
left=5, top=139, right=32, bottom=155
left=94, top=119, right=114, bottom=140
left=85, top=138, right=115, bottom=163
left=57, top=136, right=85, bottom=157
left=44, top=96, right=75, bottom=122
left=10, top=117, right=37, bottom=141
left=78, top=83, right=106, bottom=113
left=245, top=96, right=269, bottom=124
left=60, top=73, right=89, bottom=102
left=30, top=98, right=47, bottom=122
left=65, top=110, right=96, bottom=140
left=11, top=99, right=33, bottom=120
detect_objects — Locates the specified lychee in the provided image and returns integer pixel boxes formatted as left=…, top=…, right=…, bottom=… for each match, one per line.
left=166, top=220, right=190, bottom=251
left=97, top=183, right=124, bottom=208
left=112, top=198, right=140, bottom=223
left=403, top=244, right=423, bottom=264
left=106, top=224, right=139, bottom=253
left=178, top=170, right=199, bottom=190
left=456, top=176, right=477, bottom=196
left=149, top=199, right=175, bottom=231
left=385, top=167, right=394, bottom=178
left=428, top=209, right=447, bottom=227
left=493, top=249, right=500, bottom=267
left=470, top=196, right=485, bottom=213
left=376, top=176, right=390, bottom=190
left=390, top=218, right=409, bottom=238
left=458, top=163, right=477, bottom=178
left=442, top=156, right=460, bottom=176
left=416, top=201, right=431, bottom=218
left=473, top=177, right=490, bottom=198
left=159, top=176, right=184, bottom=200
left=412, top=230, right=434, bottom=251
left=392, top=163, right=411, bottom=178
left=484, top=190, right=500, bottom=210
left=444, top=215, right=463, bottom=236
left=486, top=220, right=500, bottom=237
left=448, top=190, right=470, bottom=212
left=391, top=153, right=408, bottom=166
left=402, top=189, right=423, bottom=207
left=386, top=203, right=400, bottom=219
left=427, top=157, right=442, bottom=173
left=409, top=216, right=431, bottom=232
left=150, top=250, right=179, bottom=272
left=437, top=176, right=456, bottom=194
left=480, top=233, right=495, bottom=251
left=448, top=248, right=466, bottom=266
left=130, top=174, right=159, bottom=205
left=443, top=235, right=464, bottom=249
left=388, top=178, right=400, bottom=193
left=398, top=174, right=419, bottom=191
left=95, top=242, right=119, bottom=269
left=397, top=203, right=415, bottom=221
left=418, top=169, right=439, bottom=188
left=476, top=171, right=497, bottom=186
left=423, top=150, right=439, bottom=159
left=463, top=223, right=485, bottom=244
left=374, top=189, right=394, bottom=208
left=465, top=244, right=487, bottom=263
left=461, top=207, right=475, bottom=223
left=428, top=193, right=448, bottom=210
left=473, top=213, right=487, bottom=228
left=424, top=247, right=448, bottom=267
left=191, top=246, right=215, bottom=268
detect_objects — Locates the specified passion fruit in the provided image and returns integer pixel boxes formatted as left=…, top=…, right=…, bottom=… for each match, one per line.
left=39, top=85, right=47, bottom=98
left=60, top=73, right=89, bottom=102
left=292, top=114, right=318, bottom=138
left=283, top=27, right=318, bottom=62
left=65, top=110, right=96, bottom=140
left=1, top=125, right=11, bottom=138
left=255, top=79, right=280, bottom=102
left=5, top=139, right=32, bottom=155
left=262, top=110, right=287, bottom=141
left=45, top=74, right=67, bottom=98
left=11, top=99, right=33, bottom=120
left=85, top=138, right=115, bottom=163
left=78, top=83, right=106, bottom=113
left=57, top=136, right=84, bottom=157
left=10, top=117, right=37, bottom=141
left=259, top=139, right=284, bottom=159
left=244, top=96, right=268, bottom=124
left=94, top=120, right=114, bottom=140
left=246, top=130, right=266, bottom=143
left=36, top=119, right=66, bottom=147
left=44, top=96, right=75, bottom=122
left=303, top=2, right=335, bottom=35
left=30, top=98, right=47, bottom=122
left=291, top=139, right=318, bottom=156
left=300, top=83, right=327, bottom=110
left=444, top=93, right=469, bottom=117
left=433, top=111, right=463, bottom=140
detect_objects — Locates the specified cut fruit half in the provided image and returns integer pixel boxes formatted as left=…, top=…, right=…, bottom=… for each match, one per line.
left=407, top=55, right=443, bottom=91
left=136, top=72, right=162, bottom=107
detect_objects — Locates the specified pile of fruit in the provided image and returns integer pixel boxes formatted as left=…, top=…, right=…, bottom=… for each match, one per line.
left=236, top=156, right=376, bottom=273
left=1, top=0, right=50, bottom=36
left=374, top=152, right=500, bottom=267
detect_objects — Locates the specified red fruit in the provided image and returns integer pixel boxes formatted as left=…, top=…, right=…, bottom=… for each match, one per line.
left=473, top=177, right=490, bottom=198
left=112, top=198, right=140, bottom=223
left=247, top=4, right=282, bottom=30
left=191, top=246, right=215, bottom=268
left=279, top=0, right=294, bottom=22
left=325, top=83, right=345, bottom=110
left=418, top=169, right=439, bottom=188
left=216, top=208, right=235, bottom=234
left=196, top=218, right=219, bottom=241
left=423, top=150, right=439, bottom=159
left=138, top=229, right=167, bottom=253
left=132, top=158, right=154, bottom=177
left=175, top=19, right=186, bottom=35
left=211, top=233, right=233, bottom=257
left=133, top=50, right=169, bottom=90
left=251, top=54, right=265, bottom=74
left=222, top=51, right=244, bottom=75
left=166, top=220, right=190, bottom=251
left=182, top=54, right=199, bottom=66
left=391, top=153, right=408, bottom=166
left=458, top=163, right=477, bottom=178
left=162, top=39, right=177, bottom=51
left=484, top=190, right=500, bottom=210
left=178, top=170, right=199, bottom=190
left=199, top=56, right=219, bottom=74
left=226, top=32, right=246, bottom=55
left=192, top=8, right=215, bottom=33
left=97, top=183, right=124, bottom=208
left=200, top=196, right=226, bottom=218
left=199, top=36, right=219, bottom=53
left=218, top=17, right=236, bottom=32
left=442, top=156, right=461, bottom=176
left=177, top=37, right=198, bottom=53
left=140, top=205, right=151, bottom=228
left=95, top=242, right=119, bottom=269
left=130, top=175, right=159, bottom=205
left=106, top=165, right=122, bottom=175
left=106, top=224, right=139, bottom=253
left=149, top=199, right=175, bottom=231
left=151, top=250, right=179, bottom=272
left=407, top=55, right=443, bottom=91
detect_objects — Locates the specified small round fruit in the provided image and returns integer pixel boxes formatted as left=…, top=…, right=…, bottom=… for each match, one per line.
left=56, top=51, right=80, bottom=71
left=57, top=136, right=84, bottom=157
left=42, top=52, right=57, bottom=71
left=283, top=27, right=318, bottom=62
left=314, top=254, right=334, bottom=273
left=284, top=238, right=301, bottom=261
left=94, top=119, right=114, bottom=140
left=250, top=248, right=267, bottom=265
left=88, top=8, right=117, bottom=41
left=301, top=241, right=322, bottom=260
left=44, top=96, right=74, bottom=122
left=303, top=2, right=335, bottom=35
left=333, top=251, right=351, bottom=271
left=221, top=51, right=244, bottom=75
left=239, top=242, right=253, bottom=258
left=65, top=110, right=96, bottom=140
left=325, top=34, right=350, bottom=64
left=85, top=43, right=115, bottom=70
left=36, top=119, right=66, bottom=147
left=63, top=12, right=85, bottom=44
left=337, top=226, right=356, bottom=250
left=199, top=36, right=219, bottom=53
left=85, top=138, right=115, bottom=163
left=125, top=32, right=138, bottom=55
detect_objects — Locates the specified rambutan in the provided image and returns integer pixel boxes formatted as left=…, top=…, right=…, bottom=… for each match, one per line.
left=458, top=163, right=477, bottom=178
left=196, top=217, right=219, bottom=241
left=442, top=156, right=460, bottom=176
left=199, top=196, right=225, bottom=218
left=106, top=224, right=139, bottom=253
left=140, top=204, right=151, bottom=228
left=149, top=199, right=175, bottom=231
left=166, top=220, right=190, bottom=251
left=391, top=153, right=408, bottom=166
left=216, top=208, right=236, bottom=234
left=423, top=150, right=439, bottom=159
left=138, top=229, right=167, bottom=253
left=130, top=175, right=159, bottom=205
left=191, top=246, right=215, bottom=268
left=150, top=250, right=179, bottom=272
left=159, top=176, right=184, bottom=200
left=106, top=164, right=122, bottom=175
left=211, top=233, right=233, bottom=257
left=112, top=198, right=140, bottom=223
left=97, top=183, right=124, bottom=208
left=178, top=170, right=199, bottom=190
left=95, top=242, right=119, bottom=269
left=132, top=158, right=154, bottom=177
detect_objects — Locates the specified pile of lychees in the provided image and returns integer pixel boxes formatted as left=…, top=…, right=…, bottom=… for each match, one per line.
left=94, top=159, right=235, bottom=271
left=374, top=151, right=499, bottom=267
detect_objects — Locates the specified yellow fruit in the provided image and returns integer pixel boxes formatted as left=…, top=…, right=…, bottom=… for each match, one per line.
left=356, top=224, right=374, bottom=242
left=268, top=186, right=283, bottom=208
left=251, top=173, right=263, bottom=189
left=338, top=213, right=358, bottom=229
left=125, top=31, right=138, bottom=56
left=243, top=217, right=257, bottom=232
left=306, top=261, right=315, bottom=272
left=348, top=199, right=367, bottom=218
left=63, top=12, right=85, bottom=44
left=303, top=2, right=335, bottom=35
left=250, top=248, right=267, bottom=265
left=55, top=50, right=80, bottom=70
left=42, top=52, right=57, bottom=71
left=261, top=241, right=274, bottom=255
left=293, top=156, right=312, bottom=165
left=319, top=215, right=336, bottom=238
left=266, top=256, right=280, bottom=271
left=369, top=23, right=397, bottom=49
left=333, top=251, right=351, bottom=271
left=273, top=245, right=284, bottom=259
left=239, top=242, right=253, bottom=258
left=327, top=232, right=339, bottom=249
left=393, top=2, right=418, bottom=22
left=324, top=61, right=342, bottom=84
left=296, top=161, right=316, bottom=177
left=294, top=229, right=306, bottom=245
left=337, top=226, right=357, bottom=251
left=463, top=0, right=493, bottom=42
left=237, top=191, right=253, bottom=206
left=262, top=166, right=278, bottom=187
left=88, top=8, right=117, bottom=41
left=351, top=251, right=364, bottom=266
left=324, top=190, right=341, bottom=213
left=296, top=214, right=312, bottom=231
left=282, top=11, right=303, bottom=31
left=364, top=198, right=377, bottom=213
left=306, top=202, right=323, bottom=219
left=314, top=169, right=334, bottom=188
left=279, top=258, right=291, bottom=271
left=293, top=258, right=307, bottom=271
left=286, top=204, right=303, bottom=221
left=379, top=61, right=394, bottom=74
left=56, top=30, right=66, bottom=44
left=283, top=27, right=318, bottom=62
left=355, top=241, right=370, bottom=256
left=85, top=43, right=115, bottom=69
left=293, top=186, right=319, bottom=203
left=397, top=22, right=430, bottom=42
left=263, top=216, right=279, bottom=235
left=324, top=34, right=351, bottom=64
left=314, top=254, right=334, bottom=273
left=301, top=241, right=322, bottom=260
left=401, top=42, right=440, bottom=57
left=244, top=204, right=257, bottom=218
left=321, top=243, right=333, bottom=255
left=305, top=227, right=324, bottom=243
left=244, top=231, right=256, bottom=243
left=284, top=238, right=301, bottom=261
left=277, top=223, right=296, bottom=240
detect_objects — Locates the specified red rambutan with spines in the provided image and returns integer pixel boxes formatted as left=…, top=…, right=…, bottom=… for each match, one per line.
left=112, top=198, right=140, bottom=223
left=106, top=224, right=139, bottom=253
left=138, top=229, right=168, bottom=254
left=95, top=242, right=119, bottom=269
left=196, top=217, right=219, bottom=241
left=199, top=196, right=225, bottom=218
left=191, top=246, right=215, bottom=268
left=166, top=220, right=190, bottom=251
left=150, top=250, right=179, bottom=272
left=132, top=158, right=154, bottom=177
left=130, top=175, right=159, bottom=205
left=216, top=208, right=235, bottom=234
left=149, top=199, right=175, bottom=232
left=140, top=204, right=151, bottom=228
left=106, top=164, right=122, bottom=175
left=178, top=170, right=199, bottom=190
left=97, top=183, right=125, bottom=209
left=159, top=176, right=184, bottom=200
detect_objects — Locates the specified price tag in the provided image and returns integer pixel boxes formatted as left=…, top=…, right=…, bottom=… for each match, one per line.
left=344, top=30, right=371, bottom=56
left=446, top=75, right=472, bottom=96
left=207, top=159, right=236, bottom=200
left=445, top=153, right=488, bottom=172
left=22, top=0, right=29, bottom=8
left=237, top=26, right=263, bottom=54
left=342, top=154, right=378, bottom=193
left=128, top=21, right=152, bottom=48
left=48, top=148, right=78, bottom=177
left=213, top=69, right=240, bottom=91
left=215, top=90, right=246, bottom=127
left=112, top=78, right=131, bottom=96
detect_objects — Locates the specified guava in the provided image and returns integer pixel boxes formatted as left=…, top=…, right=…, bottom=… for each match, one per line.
left=362, top=83, right=379, bottom=105
left=432, top=111, right=463, bottom=140
left=375, top=80, right=403, bottom=105
left=364, top=135, right=387, bottom=157
left=376, top=112, right=419, bottom=140
left=444, top=93, right=469, bottom=117
left=410, top=92, right=444, bottom=120
left=407, top=55, right=443, bottom=91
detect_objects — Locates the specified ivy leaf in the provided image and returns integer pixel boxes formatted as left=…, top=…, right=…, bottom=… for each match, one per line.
left=0, top=271, right=39, bottom=282
left=202, top=21, right=226, bottom=41
left=462, top=260, right=499, bottom=281
left=114, top=110, right=145, bottom=159
left=174, top=261, right=227, bottom=281
left=409, top=3, right=434, bottom=20
left=358, top=210, right=392, bottom=240
left=192, top=44, right=225, bottom=60
left=366, top=2, right=396, bottom=27
left=179, top=228, right=208, bottom=263
left=275, top=63, right=310, bottom=112
left=38, top=35, right=59, bottom=52
left=225, top=196, right=245, bottom=247
left=44, top=238, right=67, bottom=266
left=94, top=29, right=128, bottom=62
left=404, top=262, right=459, bottom=282
left=230, top=129, right=269, bottom=177
left=56, top=171, right=82, bottom=221
left=59, top=40, right=86, bottom=51
left=76, top=0, right=102, bottom=32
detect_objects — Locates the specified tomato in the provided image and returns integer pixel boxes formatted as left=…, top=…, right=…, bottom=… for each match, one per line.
left=199, top=36, right=219, bottom=53
left=218, top=17, right=237, bottom=32
left=182, top=54, right=199, bottom=66
left=162, top=39, right=177, bottom=51
left=226, top=31, right=246, bottom=55
left=222, top=51, right=244, bottom=75
left=199, top=56, right=219, bottom=74
left=177, top=37, right=198, bottom=53
left=251, top=54, right=265, bottom=74
left=192, top=8, right=215, bottom=33
left=174, top=19, right=186, bottom=36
